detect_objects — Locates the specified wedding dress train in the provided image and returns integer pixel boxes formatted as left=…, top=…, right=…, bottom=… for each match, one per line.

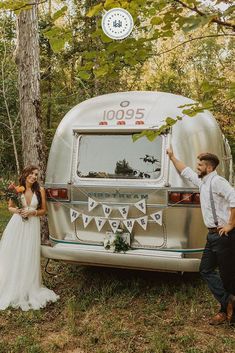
left=0, top=193, right=59, bottom=310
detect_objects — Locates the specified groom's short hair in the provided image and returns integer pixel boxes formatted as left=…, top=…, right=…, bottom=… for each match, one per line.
left=197, top=153, right=220, bottom=170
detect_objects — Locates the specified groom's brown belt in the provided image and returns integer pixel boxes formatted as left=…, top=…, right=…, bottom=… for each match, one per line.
left=207, top=227, right=218, bottom=233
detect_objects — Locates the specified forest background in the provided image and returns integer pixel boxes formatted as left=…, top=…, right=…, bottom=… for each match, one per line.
left=0, top=1, right=235, bottom=352
left=0, top=0, right=234, bottom=179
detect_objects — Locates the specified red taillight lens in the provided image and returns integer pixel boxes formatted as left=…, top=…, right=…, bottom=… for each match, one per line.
left=135, top=120, right=144, bottom=125
left=99, top=121, right=108, bottom=125
left=181, top=193, right=193, bottom=203
left=193, top=193, right=200, bottom=204
left=168, top=192, right=200, bottom=205
left=47, top=188, right=68, bottom=200
left=117, top=121, right=126, bottom=125
left=169, top=192, right=181, bottom=203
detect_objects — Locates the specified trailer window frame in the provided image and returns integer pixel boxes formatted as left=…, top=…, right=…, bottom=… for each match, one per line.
left=72, top=132, right=169, bottom=184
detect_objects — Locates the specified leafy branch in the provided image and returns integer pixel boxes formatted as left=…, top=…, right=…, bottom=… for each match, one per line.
left=174, top=0, right=235, bottom=31
left=153, top=33, right=235, bottom=56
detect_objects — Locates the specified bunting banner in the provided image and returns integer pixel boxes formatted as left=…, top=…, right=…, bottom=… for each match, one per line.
left=118, top=206, right=129, bottom=219
left=95, top=217, right=106, bottom=232
left=150, top=211, right=163, bottom=226
left=136, top=216, right=148, bottom=230
left=122, top=219, right=135, bottom=233
left=68, top=198, right=164, bottom=233
left=102, top=204, right=113, bottom=218
left=82, top=214, right=93, bottom=228
left=88, top=197, right=99, bottom=212
left=70, top=209, right=80, bottom=223
left=134, top=199, right=146, bottom=214
left=108, top=220, right=120, bottom=233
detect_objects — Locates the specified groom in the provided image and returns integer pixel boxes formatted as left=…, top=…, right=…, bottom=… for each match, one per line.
left=167, top=146, right=235, bottom=325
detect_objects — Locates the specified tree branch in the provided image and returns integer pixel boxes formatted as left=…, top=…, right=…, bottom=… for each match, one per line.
left=153, top=33, right=235, bottom=56
left=12, top=0, right=47, bottom=12
left=174, top=0, right=235, bottom=31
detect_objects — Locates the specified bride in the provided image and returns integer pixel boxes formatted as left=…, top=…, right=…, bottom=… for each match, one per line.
left=0, top=165, right=59, bottom=311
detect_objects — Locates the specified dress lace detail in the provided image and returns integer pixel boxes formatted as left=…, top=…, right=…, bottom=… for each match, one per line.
left=0, top=193, right=59, bottom=311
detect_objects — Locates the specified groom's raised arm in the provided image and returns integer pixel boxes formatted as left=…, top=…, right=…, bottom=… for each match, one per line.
left=166, top=147, right=187, bottom=173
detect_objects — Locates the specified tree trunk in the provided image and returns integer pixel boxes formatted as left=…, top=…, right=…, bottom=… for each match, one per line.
left=16, top=1, right=46, bottom=175
left=16, top=1, right=49, bottom=243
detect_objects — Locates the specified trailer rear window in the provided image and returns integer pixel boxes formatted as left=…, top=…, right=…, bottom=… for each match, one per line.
left=76, top=134, right=162, bottom=180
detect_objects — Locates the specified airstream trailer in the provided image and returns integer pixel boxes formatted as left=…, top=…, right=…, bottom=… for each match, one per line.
left=42, top=91, right=233, bottom=272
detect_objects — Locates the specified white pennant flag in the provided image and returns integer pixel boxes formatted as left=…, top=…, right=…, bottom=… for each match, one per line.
left=108, top=220, right=120, bottom=233
left=150, top=211, right=163, bottom=226
left=102, top=204, right=112, bottom=218
left=88, top=197, right=99, bottom=212
left=123, top=219, right=135, bottom=233
left=82, top=214, right=93, bottom=228
left=118, top=206, right=129, bottom=219
left=95, top=217, right=106, bottom=232
left=136, top=216, right=148, bottom=230
left=70, top=209, right=80, bottom=223
left=134, top=199, right=146, bottom=214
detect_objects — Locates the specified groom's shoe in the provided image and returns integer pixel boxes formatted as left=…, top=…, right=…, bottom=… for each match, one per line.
left=209, top=312, right=227, bottom=325
left=227, top=295, right=235, bottom=323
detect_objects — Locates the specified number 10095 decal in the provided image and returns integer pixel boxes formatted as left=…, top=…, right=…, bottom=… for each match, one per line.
left=102, top=108, right=146, bottom=121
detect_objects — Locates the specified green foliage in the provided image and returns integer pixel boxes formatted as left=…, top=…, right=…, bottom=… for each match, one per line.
left=86, top=3, right=103, bottom=17
left=51, top=5, right=68, bottom=21
left=132, top=117, right=181, bottom=142
left=113, top=233, right=130, bottom=253
left=43, top=26, right=72, bottom=53
left=0, top=1, right=32, bottom=13
left=0, top=15, right=21, bottom=177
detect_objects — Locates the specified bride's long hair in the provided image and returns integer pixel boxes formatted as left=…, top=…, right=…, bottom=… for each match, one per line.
left=19, top=165, right=42, bottom=209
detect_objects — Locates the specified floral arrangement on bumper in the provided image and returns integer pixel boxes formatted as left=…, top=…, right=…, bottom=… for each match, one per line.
left=104, top=229, right=131, bottom=253
left=0, top=180, right=25, bottom=211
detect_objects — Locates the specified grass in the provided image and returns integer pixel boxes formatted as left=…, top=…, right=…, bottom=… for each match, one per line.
left=1, top=203, right=235, bottom=352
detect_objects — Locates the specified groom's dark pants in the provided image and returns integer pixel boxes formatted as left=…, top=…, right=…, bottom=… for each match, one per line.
left=199, top=228, right=235, bottom=313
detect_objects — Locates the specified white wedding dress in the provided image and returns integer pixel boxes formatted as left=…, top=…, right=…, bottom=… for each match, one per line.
left=0, top=193, right=59, bottom=311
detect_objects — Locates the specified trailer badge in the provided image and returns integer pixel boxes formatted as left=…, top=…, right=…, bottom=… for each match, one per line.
left=102, top=8, right=134, bottom=40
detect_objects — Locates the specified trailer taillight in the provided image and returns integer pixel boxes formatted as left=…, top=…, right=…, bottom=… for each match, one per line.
left=193, top=193, right=200, bottom=204
left=99, top=121, right=108, bottom=125
left=117, top=121, right=126, bottom=125
left=46, top=188, right=68, bottom=200
left=168, top=192, right=200, bottom=205
left=135, top=120, right=144, bottom=125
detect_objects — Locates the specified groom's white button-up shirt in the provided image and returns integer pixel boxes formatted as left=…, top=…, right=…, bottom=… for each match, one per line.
left=181, top=167, right=235, bottom=228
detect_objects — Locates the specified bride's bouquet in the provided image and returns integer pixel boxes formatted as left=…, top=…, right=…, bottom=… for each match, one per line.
left=0, top=181, right=26, bottom=218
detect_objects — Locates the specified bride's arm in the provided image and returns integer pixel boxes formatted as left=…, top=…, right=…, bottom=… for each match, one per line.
left=8, top=199, right=21, bottom=214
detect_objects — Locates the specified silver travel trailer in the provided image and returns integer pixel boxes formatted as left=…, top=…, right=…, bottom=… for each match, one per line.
left=42, top=91, right=233, bottom=272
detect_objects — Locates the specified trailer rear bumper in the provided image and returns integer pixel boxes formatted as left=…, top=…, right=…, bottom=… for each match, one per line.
left=41, top=243, right=201, bottom=272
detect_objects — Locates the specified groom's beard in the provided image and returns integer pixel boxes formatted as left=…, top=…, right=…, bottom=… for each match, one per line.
left=198, top=170, right=208, bottom=179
